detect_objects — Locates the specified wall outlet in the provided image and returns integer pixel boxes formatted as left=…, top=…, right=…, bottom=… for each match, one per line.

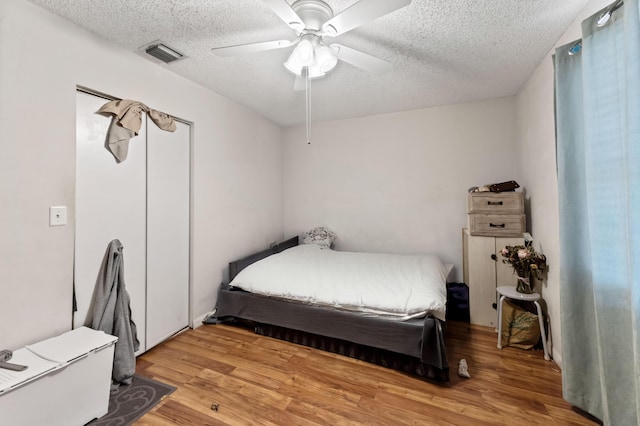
left=49, top=206, right=67, bottom=226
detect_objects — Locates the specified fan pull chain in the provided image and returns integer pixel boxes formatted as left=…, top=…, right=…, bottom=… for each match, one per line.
left=304, top=66, right=310, bottom=144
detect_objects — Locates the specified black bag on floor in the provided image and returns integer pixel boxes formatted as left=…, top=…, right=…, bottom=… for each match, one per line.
left=446, top=283, right=470, bottom=322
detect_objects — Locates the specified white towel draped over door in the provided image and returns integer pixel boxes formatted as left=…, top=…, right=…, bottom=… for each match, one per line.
left=97, top=99, right=176, bottom=162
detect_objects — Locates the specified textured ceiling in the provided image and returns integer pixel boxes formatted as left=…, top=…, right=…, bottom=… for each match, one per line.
left=27, top=0, right=588, bottom=127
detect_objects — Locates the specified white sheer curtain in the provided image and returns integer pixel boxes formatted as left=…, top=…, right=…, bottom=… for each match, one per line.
left=555, top=0, right=640, bottom=424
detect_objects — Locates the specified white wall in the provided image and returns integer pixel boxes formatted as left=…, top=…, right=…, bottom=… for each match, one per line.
left=0, top=0, right=283, bottom=349
left=515, top=0, right=610, bottom=365
left=283, top=97, right=518, bottom=280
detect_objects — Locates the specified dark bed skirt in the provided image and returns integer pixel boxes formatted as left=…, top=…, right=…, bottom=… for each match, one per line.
left=206, top=283, right=449, bottom=382
left=238, top=321, right=449, bottom=382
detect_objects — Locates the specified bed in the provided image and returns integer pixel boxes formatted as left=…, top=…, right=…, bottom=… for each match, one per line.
left=205, top=236, right=450, bottom=381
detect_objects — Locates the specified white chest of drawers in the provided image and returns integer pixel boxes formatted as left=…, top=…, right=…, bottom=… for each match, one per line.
left=463, top=191, right=526, bottom=326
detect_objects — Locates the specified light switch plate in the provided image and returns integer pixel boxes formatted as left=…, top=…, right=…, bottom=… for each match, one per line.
left=49, top=206, right=67, bottom=226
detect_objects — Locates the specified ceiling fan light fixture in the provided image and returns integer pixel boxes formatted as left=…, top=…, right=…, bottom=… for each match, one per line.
left=294, top=38, right=315, bottom=65
left=284, top=41, right=310, bottom=75
left=308, top=64, right=326, bottom=79
left=285, top=61, right=326, bottom=79
left=284, top=36, right=336, bottom=77
left=315, top=44, right=338, bottom=73
left=284, top=55, right=303, bottom=75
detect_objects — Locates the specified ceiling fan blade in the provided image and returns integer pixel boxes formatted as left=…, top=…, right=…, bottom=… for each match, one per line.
left=331, top=44, right=393, bottom=76
left=322, top=0, right=411, bottom=37
left=212, top=39, right=295, bottom=57
left=263, top=0, right=305, bottom=31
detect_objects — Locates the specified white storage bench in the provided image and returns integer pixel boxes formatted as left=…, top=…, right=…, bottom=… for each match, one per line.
left=0, top=327, right=117, bottom=426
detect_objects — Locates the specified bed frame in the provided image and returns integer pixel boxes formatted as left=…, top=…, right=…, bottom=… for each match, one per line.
left=204, top=237, right=449, bottom=381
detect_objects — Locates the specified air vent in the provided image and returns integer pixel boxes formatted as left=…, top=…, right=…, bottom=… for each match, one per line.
left=145, top=43, right=183, bottom=63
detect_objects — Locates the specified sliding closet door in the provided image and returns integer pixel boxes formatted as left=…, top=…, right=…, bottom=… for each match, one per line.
left=74, top=91, right=147, bottom=352
left=145, top=120, right=190, bottom=348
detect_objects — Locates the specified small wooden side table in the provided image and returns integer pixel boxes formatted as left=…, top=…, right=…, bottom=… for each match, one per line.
left=496, top=286, right=550, bottom=360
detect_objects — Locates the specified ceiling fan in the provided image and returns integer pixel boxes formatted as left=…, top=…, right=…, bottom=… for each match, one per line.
left=211, top=0, right=412, bottom=85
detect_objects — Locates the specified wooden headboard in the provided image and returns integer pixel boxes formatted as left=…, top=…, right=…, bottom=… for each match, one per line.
left=228, top=236, right=299, bottom=282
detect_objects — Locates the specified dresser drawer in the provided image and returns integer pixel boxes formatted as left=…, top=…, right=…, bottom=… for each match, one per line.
left=467, top=192, right=524, bottom=214
left=468, top=214, right=525, bottom=237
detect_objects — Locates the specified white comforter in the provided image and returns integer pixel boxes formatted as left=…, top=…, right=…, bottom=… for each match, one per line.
left=229, top=244, right=448, bottom=321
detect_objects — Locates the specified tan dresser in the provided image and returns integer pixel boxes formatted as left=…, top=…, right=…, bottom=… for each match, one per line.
left=463, top=191, right=525, bottom=327
left=467, top=192, right=525, bottom=237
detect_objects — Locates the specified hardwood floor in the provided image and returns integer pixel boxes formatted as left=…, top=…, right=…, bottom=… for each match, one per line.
left=135, top=321, right=597, bottom=425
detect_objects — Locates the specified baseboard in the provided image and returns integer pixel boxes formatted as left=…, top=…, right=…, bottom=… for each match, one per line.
left=552, top=348, right=562, bottom=368
left=191, top=312, right=212, bottom=329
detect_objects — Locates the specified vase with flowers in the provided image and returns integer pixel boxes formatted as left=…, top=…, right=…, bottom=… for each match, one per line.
left=500, top=245, right=547, bottom=294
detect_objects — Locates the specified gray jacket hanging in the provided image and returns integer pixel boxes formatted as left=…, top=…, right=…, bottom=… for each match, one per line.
left=91, top=239, right=140, bottom=387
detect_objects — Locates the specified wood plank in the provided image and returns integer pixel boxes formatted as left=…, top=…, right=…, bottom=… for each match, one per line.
left=359, top=393, right=496, bottom=426
left=134, top=321, right=600, bottom=425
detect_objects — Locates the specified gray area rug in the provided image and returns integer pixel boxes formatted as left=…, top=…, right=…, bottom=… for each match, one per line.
left=88, top=374, right=175, bottom=425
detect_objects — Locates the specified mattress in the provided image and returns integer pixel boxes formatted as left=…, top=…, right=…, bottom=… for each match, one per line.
left=229, top=244, right=449, bottom=321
